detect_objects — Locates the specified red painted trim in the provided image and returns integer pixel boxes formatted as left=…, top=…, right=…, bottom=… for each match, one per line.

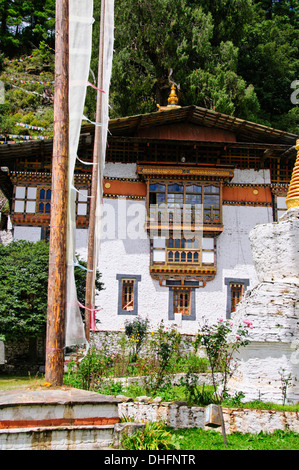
left=103, top=179, right=147, bottom=198
left=222, top=186, right=272, bottom=204
left=0, top=416, right=119, bottom=429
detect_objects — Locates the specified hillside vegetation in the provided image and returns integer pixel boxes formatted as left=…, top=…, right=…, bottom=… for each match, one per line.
left=0, top=0, right=298, bottom=141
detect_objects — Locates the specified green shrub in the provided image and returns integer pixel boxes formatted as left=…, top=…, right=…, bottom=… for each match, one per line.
left=124, top=316, right=150, bottom=362
left=121, top=421, right=181, bottom=450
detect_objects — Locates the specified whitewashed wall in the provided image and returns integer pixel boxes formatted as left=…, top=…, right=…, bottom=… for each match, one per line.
left=13, top=225, right=41, bottom=242
left=11, top=166, right=274, bottom=336
left=82, top=167, right=273, bottom=334
left=89, top=201, right=272, bottom=335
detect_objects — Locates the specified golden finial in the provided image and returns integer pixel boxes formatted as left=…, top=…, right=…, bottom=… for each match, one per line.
left=157, top=84, right=181, bottom=111
left=286, top=139, right=299, bottom=209
left=168, top=84, right=179, bottom=106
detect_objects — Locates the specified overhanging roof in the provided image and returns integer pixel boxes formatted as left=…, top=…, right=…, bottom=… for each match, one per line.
left=106, top=105, right=298, bottom=145
left=0, top=105, right=297, bottom=165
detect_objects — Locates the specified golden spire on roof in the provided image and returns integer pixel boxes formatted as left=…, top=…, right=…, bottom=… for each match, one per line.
left=157, top=84, right=181, bottom=111
left=286, top=139, right=299, bottom=209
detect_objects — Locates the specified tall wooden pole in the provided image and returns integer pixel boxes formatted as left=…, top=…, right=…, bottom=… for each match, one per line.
left=85, top=0, right=105, bottom=341
left=45, top=0, right=69, bottom=385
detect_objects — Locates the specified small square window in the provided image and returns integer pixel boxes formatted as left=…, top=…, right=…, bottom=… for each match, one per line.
left=230, top=284, right=243, bottom=313
left=15, top=200, right=25, bottom=213
left=122, top=279, right=135, bottom=311
left=116, top=274, right=141, bottom=316
left=173, top=289, right=191, bottom=316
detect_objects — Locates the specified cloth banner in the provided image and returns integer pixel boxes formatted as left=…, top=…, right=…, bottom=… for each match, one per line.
left=65, top=0, right=94, bottom=347
left=93, top=0, right=115, bottom=279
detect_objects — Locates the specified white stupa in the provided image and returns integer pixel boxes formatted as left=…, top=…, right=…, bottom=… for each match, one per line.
left=229, top=141, right=299, bottom=404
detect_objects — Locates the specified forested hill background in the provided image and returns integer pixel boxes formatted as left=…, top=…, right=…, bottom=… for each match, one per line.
left=0, top=0, right=298, bottom=142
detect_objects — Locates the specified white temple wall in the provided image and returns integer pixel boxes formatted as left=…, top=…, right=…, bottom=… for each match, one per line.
left=13, top=225, right=41, bottom=242
left=11, top=167, right=274, bottom=335
left=87, top=199, right=272, bottom=335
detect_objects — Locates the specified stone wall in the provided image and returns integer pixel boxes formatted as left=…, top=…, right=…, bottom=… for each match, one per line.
left=118, top=398, right=299, bottom=434
left=0, top=335, right=45, bottom=375
left=90, top=330, right=196, bottom=358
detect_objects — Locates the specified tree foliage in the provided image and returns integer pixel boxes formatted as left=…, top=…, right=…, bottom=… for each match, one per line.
left=106, top=0, right=298, bottom=132
left=0, top=0, right=298, bottom=135
left=0, top=241, right=103, bottom=341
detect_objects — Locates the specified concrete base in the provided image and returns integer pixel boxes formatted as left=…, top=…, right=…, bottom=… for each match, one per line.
left=0, top=387, right=142, bottom=450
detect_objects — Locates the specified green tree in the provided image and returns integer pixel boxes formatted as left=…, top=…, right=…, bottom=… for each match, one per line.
left=107, top=0, right=260, bottom=120
left=239, top=1, right=299, bottom=131
left=0, top=240, right=103, bottom=341
left=0, top=0, right=55, bottom=56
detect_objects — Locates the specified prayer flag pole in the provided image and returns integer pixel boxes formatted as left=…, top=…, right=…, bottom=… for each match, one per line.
left=84, top=0, right=106, bottom=341
left=45, top=0, right=69, bottom=385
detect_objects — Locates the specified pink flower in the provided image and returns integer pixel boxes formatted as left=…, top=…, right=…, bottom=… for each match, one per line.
left=219, top=318, right=224, bottom=322
left=236, top=335, right=240, bottom=339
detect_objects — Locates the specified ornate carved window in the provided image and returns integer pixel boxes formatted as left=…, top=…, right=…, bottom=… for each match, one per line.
left=138, top=164, right=234, bottom=283
left=148, top=182, right=221, bottom=228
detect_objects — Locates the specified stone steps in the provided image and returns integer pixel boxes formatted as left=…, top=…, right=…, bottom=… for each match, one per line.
left=0, top=387, right=126, bottom=450
left=0, top=424, right=116, bottom=450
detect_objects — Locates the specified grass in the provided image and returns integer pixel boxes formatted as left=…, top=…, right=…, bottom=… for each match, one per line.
left=0, top=374, right=47, bottom=391
left=1, top=375, right=299, bottom=450
left=170, top=428, right=299, bottom=450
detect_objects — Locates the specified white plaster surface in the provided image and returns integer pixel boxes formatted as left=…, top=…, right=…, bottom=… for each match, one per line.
left=231, top=169, right=271, bottom=185
left=229, top=208, right=299, bottom=403
left=13, top=225, right=41, bottom=242
left=103, top=162, right=137, bottom=179
left=249, top=208, right=299, bottom=283
left=89, top=199, right=271, bottom=335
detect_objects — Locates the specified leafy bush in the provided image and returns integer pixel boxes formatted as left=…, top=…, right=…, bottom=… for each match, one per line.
left=0, top=241, right=103, bottom=341
left=144, top=321, right=181, bottom=393
left=124, top=315, right=150, bottom=362
left=181, top=375, right=217, bottom=406
left=66, top=346, right=114, bottom=391
left=121, top=421, right=181, bottom=450
left=196, top=318, right=250, bottom=402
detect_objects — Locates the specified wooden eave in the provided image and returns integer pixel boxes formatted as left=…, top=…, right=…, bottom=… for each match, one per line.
left=0, top=105, right=297, bottom=169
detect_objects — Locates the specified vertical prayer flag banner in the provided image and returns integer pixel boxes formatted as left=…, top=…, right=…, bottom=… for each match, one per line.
left=94, top=0, right=115, bottom=270
left=66, top=0, right=115, bottom=347
left=65, top=0, right=95, bottom=347
left=0, top=81, right=4, bottom=104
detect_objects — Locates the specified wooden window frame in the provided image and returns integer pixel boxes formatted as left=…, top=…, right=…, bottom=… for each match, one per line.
left=166, top=236, right=216, bottom=266
left=224, top=278, right=250, bottom=319
left=37, top=187, right=51, bottom=214
left=148, top=181, right=222, bottom=227
left=173, top=288, right=191, bottom=316
left=230, top=283, right=244, bottom=313
left=116, top=274, right=141, bottom=316
left=121, top=279, right=135, bottom=312
left=14, top=185, right=38, bottom=214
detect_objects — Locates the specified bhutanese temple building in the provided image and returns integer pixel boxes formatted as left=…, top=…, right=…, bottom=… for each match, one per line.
left=0, top=86, right=298, bottom=335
